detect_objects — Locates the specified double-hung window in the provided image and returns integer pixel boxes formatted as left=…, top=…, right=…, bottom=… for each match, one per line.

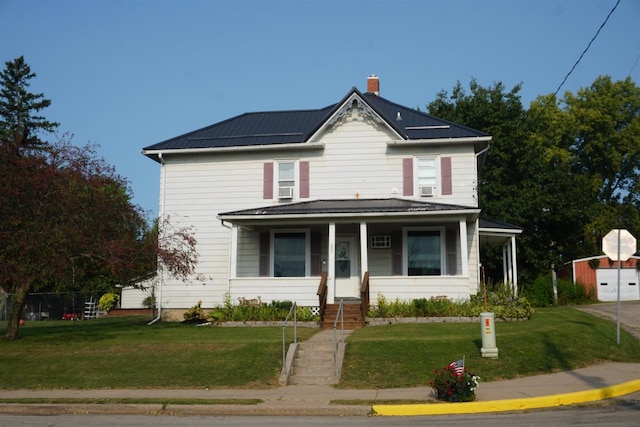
left=264, top=160, right=309, bottom=200
left=417, top=157, right=437, bottom=197
left=277, top=161, right=295, bottom=199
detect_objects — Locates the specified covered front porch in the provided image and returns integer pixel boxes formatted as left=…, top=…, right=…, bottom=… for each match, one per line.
left=219, top=199, right=488, bottom=307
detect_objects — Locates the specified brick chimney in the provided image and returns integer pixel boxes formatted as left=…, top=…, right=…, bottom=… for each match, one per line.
left=367, top=74, right=379, bottom=95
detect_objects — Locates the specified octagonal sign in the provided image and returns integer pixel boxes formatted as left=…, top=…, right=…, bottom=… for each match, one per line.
left=602, top=229, right=637, bottom=261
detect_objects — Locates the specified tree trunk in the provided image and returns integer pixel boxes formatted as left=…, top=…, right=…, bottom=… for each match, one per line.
left=4, top=284, right=29, bottom=341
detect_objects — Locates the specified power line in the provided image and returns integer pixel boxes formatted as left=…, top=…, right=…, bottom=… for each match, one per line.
left=550, top=0, right=621, bottom=99
left=628, top=52, right=640, bottom=78
left=529, top=0, right=621, bottom=127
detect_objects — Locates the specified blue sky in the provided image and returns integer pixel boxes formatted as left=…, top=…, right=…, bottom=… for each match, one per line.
left=1, top=0, right=639, bottom=218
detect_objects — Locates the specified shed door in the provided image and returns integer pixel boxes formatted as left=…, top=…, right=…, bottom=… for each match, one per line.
left=596, top=269, right=639, bottom=301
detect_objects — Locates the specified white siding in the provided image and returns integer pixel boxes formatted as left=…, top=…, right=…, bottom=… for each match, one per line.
left=156, top=109, right=481, bottom=310
left=369, top=276, right=474, bottom=304
left=229, top=277, right=320, bottom=307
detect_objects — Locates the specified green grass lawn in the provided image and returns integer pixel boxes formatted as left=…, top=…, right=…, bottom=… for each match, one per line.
left=338, top=307, right=640, bottom=388
left=0, top=316, right=317, bottom=389
left=1, top=307, right=639, bottom=390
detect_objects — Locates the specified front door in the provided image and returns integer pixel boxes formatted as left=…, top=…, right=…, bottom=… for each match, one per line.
left=335, top=237, right=359, bottom=298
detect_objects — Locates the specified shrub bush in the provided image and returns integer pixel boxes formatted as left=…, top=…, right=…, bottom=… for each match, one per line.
left=522, top=275, right=595, bottom=307
left=557, top=279, right=594, bottom=305
left=204, top=294, right=319, bottom=323
left=183, top=300, right=207, bottom=322
left=368, top=291, right=534, bottom=320
left=523, top=275, right=555, bottom=307
left=98, top=292, right=120, bottom=312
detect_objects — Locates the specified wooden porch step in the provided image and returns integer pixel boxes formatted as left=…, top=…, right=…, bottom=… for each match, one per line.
left=320, top=302, right=365, bottom=330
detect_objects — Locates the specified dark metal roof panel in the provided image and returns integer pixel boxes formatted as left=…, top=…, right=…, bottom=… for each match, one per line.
left=220, top=198, right=476, bottom=217
left=362, top=93, right=489, bottom=140
left=144, top=89, right=489, bottom=152
left=143, top=106, right=334, bottom=151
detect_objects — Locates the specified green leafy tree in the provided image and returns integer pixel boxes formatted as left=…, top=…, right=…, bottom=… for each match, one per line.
left=427, top=79, right=547, bottom=282
left=529, top=76, right=640, bottom=257
left=429, top=76, right=640, bottom=285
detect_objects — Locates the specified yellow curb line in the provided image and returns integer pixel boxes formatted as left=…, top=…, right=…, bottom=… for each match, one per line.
left=372, top=379, right=640, bottom=416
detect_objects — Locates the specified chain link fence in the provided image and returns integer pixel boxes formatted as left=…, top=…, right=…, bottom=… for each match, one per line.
left=1, top=291, right=104, bottom=324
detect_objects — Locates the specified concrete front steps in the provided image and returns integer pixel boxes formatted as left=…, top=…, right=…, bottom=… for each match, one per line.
left=288, top=329, right=353, bottom=385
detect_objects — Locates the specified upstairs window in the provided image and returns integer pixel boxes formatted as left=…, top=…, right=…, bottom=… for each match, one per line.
left=402, top=157, right=452, bottom=197
left=417, top=157, right=437, bottom=197
left=277, top=161, right=295, bottom=199
left=264, top=160, right=310, bottom=200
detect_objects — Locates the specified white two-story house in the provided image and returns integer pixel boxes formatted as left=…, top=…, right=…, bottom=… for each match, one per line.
left=140, top=75, right=521, bottom=321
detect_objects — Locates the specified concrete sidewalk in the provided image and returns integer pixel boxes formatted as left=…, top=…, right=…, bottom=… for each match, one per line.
left=0, top=362, right=639, bottom=416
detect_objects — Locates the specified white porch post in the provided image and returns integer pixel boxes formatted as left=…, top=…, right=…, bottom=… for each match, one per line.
left=360, top=222, right=368, bottom=282
left=459, top=219, right=469, bottom=277
left=328, top=222, right=336, bottom=304
left=229, top=224, right=238, bottom=280
left=506, top=242, right=513, bottom=285
left=502, top=244, right=508, bottom=284
left=511, top=236, right=518, bottom=295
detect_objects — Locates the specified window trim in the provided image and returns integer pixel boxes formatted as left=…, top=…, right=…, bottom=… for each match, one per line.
left=275, top=160, right=298, bottom=199
left=415, top=156, right=440, bottom=197
left=270, top=228, right=311, bottom=277
left=402, top=226, right=446, bottom=276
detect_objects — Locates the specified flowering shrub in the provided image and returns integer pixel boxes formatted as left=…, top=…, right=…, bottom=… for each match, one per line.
left=429, top=363, right=479, bottom=402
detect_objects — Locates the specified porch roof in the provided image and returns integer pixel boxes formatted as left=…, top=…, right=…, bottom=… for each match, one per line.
left=218, top=198, right=481, bottom=222
left=479, top=217, right=523, bottom=246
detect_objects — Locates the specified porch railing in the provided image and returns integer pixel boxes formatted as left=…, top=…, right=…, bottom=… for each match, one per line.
left=316, top=272, right=328, bottom=323
left=281, top=302, right=298, bottom=376
left=360, top=271, right=370, bottom=320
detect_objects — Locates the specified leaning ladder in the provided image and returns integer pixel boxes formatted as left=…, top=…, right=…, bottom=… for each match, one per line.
left=84, top=297, right=97, bottom=319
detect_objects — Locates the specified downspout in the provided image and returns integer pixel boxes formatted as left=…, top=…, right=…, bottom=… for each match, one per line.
left=148, top=152, right=166, bottom=325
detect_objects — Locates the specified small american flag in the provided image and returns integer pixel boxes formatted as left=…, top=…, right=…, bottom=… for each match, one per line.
left=449, top=358, right=465, bottom=376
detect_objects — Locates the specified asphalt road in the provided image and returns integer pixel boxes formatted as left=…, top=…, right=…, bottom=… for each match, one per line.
left=575, top=300, right=640, bottom=340
left=1, top=399, right=639, bottom=427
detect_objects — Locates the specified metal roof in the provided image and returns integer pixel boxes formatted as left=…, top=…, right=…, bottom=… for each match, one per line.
left=219, top=198, right=479, bottom=219
left=479, top=217, right=523, bottom=232
left=143, top=88, right=489, bottom=157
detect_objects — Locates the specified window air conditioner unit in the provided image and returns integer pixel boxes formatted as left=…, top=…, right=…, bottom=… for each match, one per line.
left=278, top=187, right=294, bottom=199
left=420, top=186, right=435, bottom=197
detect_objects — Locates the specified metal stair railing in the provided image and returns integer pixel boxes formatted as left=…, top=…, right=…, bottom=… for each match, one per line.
left=333, top=299, right=344, bottom=377
left=281, top=302, right=298, bottom=376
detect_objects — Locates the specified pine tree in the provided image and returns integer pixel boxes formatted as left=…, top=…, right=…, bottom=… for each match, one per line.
left=0, top=56, right=59, bottom=153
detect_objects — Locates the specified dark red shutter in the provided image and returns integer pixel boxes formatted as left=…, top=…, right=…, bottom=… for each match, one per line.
left=263, top=162, right=273, bottom=199
left=310, top=232, right=321, bottom=276
left=391, top=230, right=403, bottom=275
left=259, top=232, right=270, bottom=277
left=441, top=157, right=452, bottom=195
left=300, top=161, right=309, bottom=198
left=402, top=158, right=413, bottom=196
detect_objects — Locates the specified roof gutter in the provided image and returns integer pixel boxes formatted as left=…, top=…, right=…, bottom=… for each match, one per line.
left=388, top=136, right=492, bottom=146
left=218, top=208, right=481, bottom=222
left=142, top=141, right=325, bottom=162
